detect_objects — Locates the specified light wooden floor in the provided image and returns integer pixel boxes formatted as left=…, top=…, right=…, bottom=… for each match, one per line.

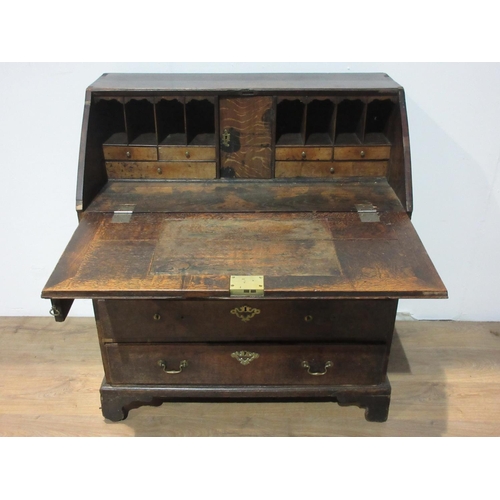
left=1, top=316, right=499, bottom=436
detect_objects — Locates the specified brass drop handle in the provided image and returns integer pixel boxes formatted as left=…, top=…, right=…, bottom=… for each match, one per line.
left=158, top=360, right=188, bottom=374
left=301, top=360, right=333, bottom=376
left=126, top=150, right=131, bottom=158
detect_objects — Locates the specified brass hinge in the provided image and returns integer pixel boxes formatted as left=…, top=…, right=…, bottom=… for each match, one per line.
left=355, top=203, right=380, bottom=223
left=111, top=204, right=135, bottom=223
left=230, top=275, right=264, bottom=297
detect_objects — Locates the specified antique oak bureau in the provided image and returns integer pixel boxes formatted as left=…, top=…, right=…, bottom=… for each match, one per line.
left=42, top=73, right=447, bottom=422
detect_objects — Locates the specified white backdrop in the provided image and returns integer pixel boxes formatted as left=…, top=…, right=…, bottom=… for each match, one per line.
left=1, top=62, right=499, bottom=320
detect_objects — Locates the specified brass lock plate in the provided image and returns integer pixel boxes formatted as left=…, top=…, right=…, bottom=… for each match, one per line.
left=221, top=128, right=231, bottom=147
left=230, top=275, right=264, bottom=297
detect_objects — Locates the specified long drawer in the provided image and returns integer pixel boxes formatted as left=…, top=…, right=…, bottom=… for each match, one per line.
left=104, top=343, right=387, bottom=386
left=96, top=299, right=397, bottom=343
left=105, top=161, right=216, bottom=179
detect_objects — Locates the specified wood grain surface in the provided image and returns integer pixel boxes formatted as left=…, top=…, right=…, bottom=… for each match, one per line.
left=275, top=161, right=388, bottom=178
left=105, top=161, right=217, bottom=179
left=86, top=178, right=404, bottom=213
left=220, top=97, right=273, bottom=178
left=1, top=317, right=499, bottom=436
left=41, top=211, right=446, bottom=299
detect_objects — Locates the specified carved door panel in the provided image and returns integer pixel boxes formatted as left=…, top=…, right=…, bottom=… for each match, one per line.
left=219, top=97, right=273, bottom=178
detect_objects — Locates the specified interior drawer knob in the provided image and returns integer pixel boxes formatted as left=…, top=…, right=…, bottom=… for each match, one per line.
left=301, top=151, right=306, bottom=159
left=158, top=360, right=188, bottom=374
left=301, top=360, right=333, bottom=376
left=185, top=151, right=190, bottom=158
left=126, top=151, right=131, bottom=158
left=360, top=150, right=365, bottom=157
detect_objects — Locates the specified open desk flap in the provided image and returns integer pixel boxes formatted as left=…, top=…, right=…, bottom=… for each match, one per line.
left=42, top=210, right=447, bottom=304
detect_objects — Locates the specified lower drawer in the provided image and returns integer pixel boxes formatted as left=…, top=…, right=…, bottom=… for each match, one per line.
left=103, top=343, right=387, bottom=386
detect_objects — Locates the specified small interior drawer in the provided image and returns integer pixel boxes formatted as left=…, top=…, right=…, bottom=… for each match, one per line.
left=105, top=161, right=217, bottom=179
left=103, top=145, right=158, bottom=161
left=275, top=147, right=332, bottom=161
left=333, top=146, right=391, bottom=161
left=275, top=161, right=388, bottom=178
left=158, top=146, right=216, bottom=161
left=104, top=342, right=387, bottom=386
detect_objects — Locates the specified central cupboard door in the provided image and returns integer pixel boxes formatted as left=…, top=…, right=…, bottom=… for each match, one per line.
left=219, top=97, right=273, bottom=178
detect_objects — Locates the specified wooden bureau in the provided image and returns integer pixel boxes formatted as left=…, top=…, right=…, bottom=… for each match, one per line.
left=42, top=73, right=447, bottom=422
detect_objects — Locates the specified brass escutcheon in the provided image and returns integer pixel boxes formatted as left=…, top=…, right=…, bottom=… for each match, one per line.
left=222, top=129, right=231, bottom=147
left=230, top=305, right=261, bottom=323
left=231, top=351, right=260, bottom=365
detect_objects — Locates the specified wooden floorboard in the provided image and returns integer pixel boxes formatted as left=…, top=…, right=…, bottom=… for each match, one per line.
left=1, top=317, right=499, bottom=436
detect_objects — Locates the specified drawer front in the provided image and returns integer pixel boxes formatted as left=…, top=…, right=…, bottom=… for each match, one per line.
left=98, top=299, right=397, bottom=343
left=106, top=161, right=217, bottom=179
left=103, top=145, right=158, bottom=161
left=333, top=146, right=391, bottom=160
left=275, top=147, right=332, bottom=161
left=158, top=146, right=216, bottom=161
left=104, top=342, right=386, bottom=386
left=275, top=161, right=388, bottom=178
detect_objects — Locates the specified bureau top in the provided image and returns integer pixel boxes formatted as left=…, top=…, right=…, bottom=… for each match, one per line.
left=88, top=73, right=403, bottom=93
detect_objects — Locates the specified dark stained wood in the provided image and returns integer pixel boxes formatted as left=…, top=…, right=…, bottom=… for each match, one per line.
left=99, top=377, right=392, bottom=422
left=220, top=97, right=273, bottom=178
left=275, top=161, right=388, bottom=178
left=86, top=178, right=404, bottom=213
left=105, top=162, right=216, bottom=179
left=41, top=211, right=447, bottom=300
left=47, top=73, right=446, bottom=423
left=76, top=90, right=110, bottom=213
left=386, top=90, right=412, bottom=214
left=43, top=214, right=103, bottom=293
left=97, top=298, right=398, bottom=343
left=49, top=299, right=74, bottom=322
left=104, top=343, right=387, bottom=386
left=89, top=73, right=403, bottom=93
